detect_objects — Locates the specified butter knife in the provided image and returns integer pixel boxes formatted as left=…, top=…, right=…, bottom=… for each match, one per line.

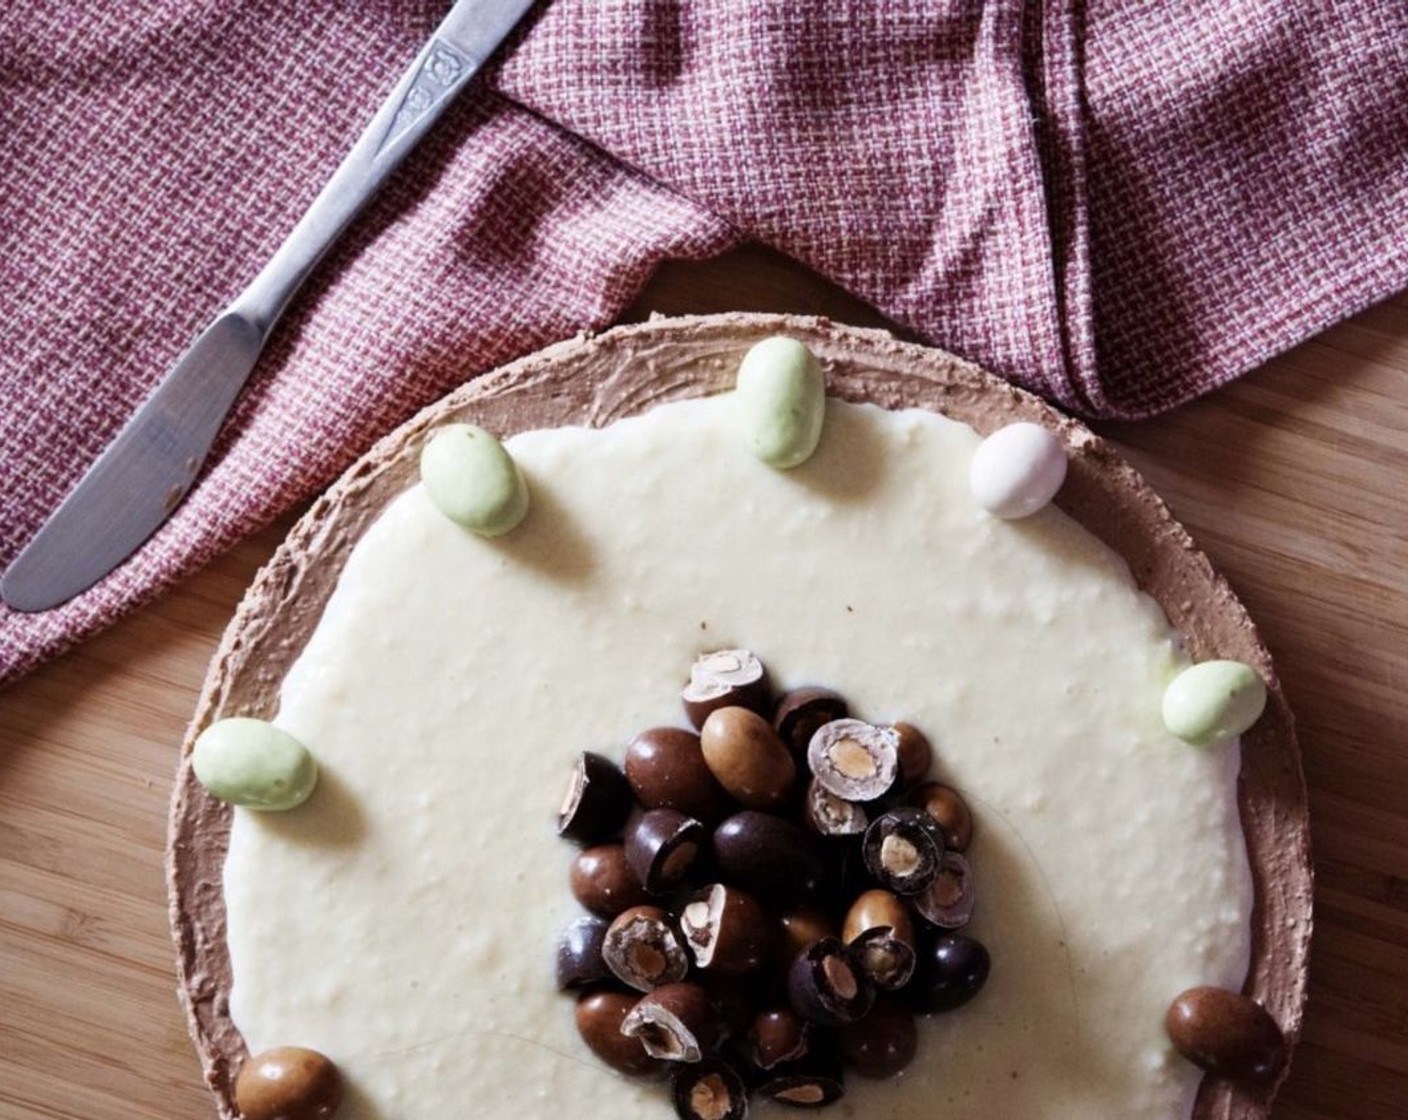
left=1, top=0, right=538, bottom=612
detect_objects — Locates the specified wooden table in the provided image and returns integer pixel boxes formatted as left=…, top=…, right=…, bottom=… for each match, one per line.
left=2, top=246, right=1405, bottom=1120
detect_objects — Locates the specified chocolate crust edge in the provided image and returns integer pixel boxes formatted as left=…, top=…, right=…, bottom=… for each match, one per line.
left=166, top=312, right=1311, bottom=1120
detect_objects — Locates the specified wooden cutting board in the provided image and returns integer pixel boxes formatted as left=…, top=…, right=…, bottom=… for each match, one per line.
left=1, top=247, right=1405, bottom=1120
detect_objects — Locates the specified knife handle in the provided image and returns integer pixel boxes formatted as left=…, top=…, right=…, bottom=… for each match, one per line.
left=231, top=0, right=535, bottom=334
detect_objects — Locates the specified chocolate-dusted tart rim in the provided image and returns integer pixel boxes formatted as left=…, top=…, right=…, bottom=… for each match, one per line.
left=166, top=312, right=1311, bottom=1119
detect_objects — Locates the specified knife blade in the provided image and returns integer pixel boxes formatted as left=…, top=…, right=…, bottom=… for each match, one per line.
left=1, top=0, right=538, bottom=613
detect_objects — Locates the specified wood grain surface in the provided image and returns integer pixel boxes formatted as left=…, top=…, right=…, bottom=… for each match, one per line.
left=1, top=245, right=1405, bottom=1120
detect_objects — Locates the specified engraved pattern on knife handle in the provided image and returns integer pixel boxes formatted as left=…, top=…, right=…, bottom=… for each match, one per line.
left=377, top=40, right=477, bottom=158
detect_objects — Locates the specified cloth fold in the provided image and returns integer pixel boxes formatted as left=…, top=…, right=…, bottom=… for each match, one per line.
left=2, top=0, right=1405, bottom=685
left=491, top=0, right=1408, bottom=414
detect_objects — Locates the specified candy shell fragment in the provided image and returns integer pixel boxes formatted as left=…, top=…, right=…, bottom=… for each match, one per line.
left=969, top=421, right=1068, bottom=519
left=419, top=423, right=530, bottom=536
left=1162, top=660, right=1268, bottom=746
left=735, top=336, right=826, bottom=469
left=192, top=717, right=318, bottom=811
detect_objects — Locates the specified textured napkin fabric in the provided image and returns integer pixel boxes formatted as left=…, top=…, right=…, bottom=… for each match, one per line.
left=2, top=1, right=1405, bottom=685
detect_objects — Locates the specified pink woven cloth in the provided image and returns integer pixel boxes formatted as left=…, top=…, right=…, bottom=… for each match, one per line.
left=2, top=1, right=1405, bottom=686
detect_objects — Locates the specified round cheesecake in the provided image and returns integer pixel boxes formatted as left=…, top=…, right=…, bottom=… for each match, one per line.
left=167, top=313, right=1311, bottom=1120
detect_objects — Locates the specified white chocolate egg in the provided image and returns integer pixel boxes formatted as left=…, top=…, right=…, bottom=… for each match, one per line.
left=969, top=422, right=1068, bottom=519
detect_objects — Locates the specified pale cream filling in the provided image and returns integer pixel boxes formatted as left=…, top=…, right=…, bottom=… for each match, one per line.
left=224, top=396, right=1252, bottom=1119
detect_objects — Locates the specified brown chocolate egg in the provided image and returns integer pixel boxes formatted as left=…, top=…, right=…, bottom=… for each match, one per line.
left=625, top=727, right=728, bottom=821
left=575, top=990, right=666, bottom=1077
left=773, top=687, right=849, bottom=755
left=678, top=883, right=775, bottom=975
left=1165, top=987, right=1287, bottom=1085
left=681, top=648, right=772, bottom=728
left=890, top=722, right=934, bottom=788
left=700, top=705, right=797, bottom=808
left=570, top=842, right=651, bottom=918
left=750, top=1006, right=811, bottom=1069
left=841, top=996, right=919, bottom=1078
left=908, top=781, right=974, bottom=852
left=234, top=1047, right=341, bottom=1120
left=621, top=981, right=726, bottom=1062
